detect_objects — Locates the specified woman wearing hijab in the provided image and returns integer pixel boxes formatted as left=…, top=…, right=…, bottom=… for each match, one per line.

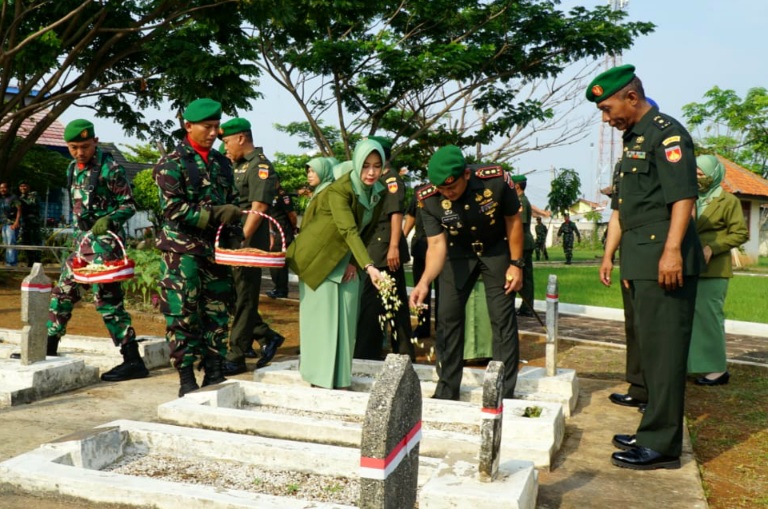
left=287, top=140, right=386, bottom=389
left=688, top=154, right=748, bottom=386
left=301, top=156, right=337, bottom=227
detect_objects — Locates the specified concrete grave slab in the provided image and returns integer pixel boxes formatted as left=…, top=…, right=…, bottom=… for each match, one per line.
left=254, top=359, right=578, bottom=416
left=0, top=356, right=99, bottom=407
left=0, top=419, right=442, bottom=509
left=158, top=379, right=564, bottom=468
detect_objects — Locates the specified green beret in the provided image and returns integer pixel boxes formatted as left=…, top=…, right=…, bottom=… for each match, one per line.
left=218, top=142, right=226, bottom=154
left=63, top=119, right=95, bottom=142
left=510, top=174, right=527, bottom=184
left=219, top=118, right=251, bottom=138
left=366, top=135, right=392, bottom=159
left=182, top=98, right=222, bottom=122
left=585, top=64, right=636, bottom=103
left=428, top=145, right=466, bottom=186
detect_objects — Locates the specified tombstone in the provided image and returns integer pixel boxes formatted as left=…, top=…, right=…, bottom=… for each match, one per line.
left=479, top=360, right=504, bottom=482
left=20, top=263, right=52, bottom=365
left=545, top=274, right=559, bottom=377
left=359, top=354, right=422, bottom=509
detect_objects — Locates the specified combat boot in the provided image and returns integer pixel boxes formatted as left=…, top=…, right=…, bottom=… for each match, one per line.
left=47, top=335, right=59, bottom=356
left=201, top=354, right=227, bottom=387
left=100, top=341, right=150, bottom=382
left=178, top=364, right=199, bottom=397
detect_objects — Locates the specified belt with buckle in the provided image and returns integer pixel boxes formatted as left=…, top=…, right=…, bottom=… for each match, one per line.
left=471, top=240, right=484, bottom=256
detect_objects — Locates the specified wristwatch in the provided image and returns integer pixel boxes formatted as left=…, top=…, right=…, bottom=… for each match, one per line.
left=509, top=258, right=525, bottom=268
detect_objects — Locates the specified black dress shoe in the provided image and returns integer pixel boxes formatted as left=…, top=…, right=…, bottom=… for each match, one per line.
left=222, top=359, right=247, bottom=376
left=611, top=446, right=681, bottom=470
left=266, top=289, right=288, bottom=299
left=243, top=347, right=259, bottom=359
left=516, top=308, right=535, bottom=318
left=612, top=434, right=637, bottom=451
left=694, top=371, right=730, bottom=386
left=638, top=403, right=647, bottom=414
left=256, top=332, right=285, bottom=368
left=608, top=393, right=646, bottom=408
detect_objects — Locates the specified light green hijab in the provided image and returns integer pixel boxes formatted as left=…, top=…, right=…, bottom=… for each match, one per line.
left=696, top=154, right=724, bottom=217
left=349, top=139, right=385, bottom=227
left=333, top=160, right=353, bottom=180
left=307, top=157, right=336, bottom=198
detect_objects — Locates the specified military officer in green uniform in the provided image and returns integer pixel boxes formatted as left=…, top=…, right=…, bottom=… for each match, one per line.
left=511, top=174, right=535, bottom=317
left=17, top=180, right=42, bottom=266
left=45, top=119, right=148, bottom=382
left=266, top=183, right=297, bottom=299
left=409, top=145, right=524, bottom=400
left=355, top=135, right=414, bottom=361
left=588, top=65, right=703, bottom=470
left=218, top=118, right=285, bottom=375
left=557, top=213, right=580, bottom=264
left=154, top=99, right=241, bottom=397
left=534, top=217, right=548, bottom=261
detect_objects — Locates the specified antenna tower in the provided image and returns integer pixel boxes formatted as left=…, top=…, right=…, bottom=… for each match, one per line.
left=596, top=0, right=630, bottom=202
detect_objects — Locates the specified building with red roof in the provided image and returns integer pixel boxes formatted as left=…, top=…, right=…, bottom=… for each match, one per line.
left=717, top=155, right=768, bottom=260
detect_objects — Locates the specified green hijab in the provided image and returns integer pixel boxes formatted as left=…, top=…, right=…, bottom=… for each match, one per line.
left=307, top=157, right=336, bottom=198
left=349, top=140, right=385, bottom=228
left=696, top=154, right=724, bottom=217
left=333, top=160, right=353, bottom=180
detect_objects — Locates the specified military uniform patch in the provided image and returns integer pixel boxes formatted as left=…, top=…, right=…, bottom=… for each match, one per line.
left=653, top=115, right=672, bottom=130
left=475, top=166, right=504, bottom=178
left=664, top=146, right=682, bottom=163
left=417, top=184, right=437, bottom=201
left=386, top=177, right=398, bottom=194
left=662, top=136, right=681, bottom=146
left=626, top=151, right=646, bottom=160
left=258, top=168, right=268, bottom=179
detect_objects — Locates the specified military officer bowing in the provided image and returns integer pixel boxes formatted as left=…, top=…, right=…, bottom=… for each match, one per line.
left=409, top=145, right=524, bottom=400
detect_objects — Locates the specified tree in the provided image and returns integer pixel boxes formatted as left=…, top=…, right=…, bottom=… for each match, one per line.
left=247, top=0, right=653, bottom=171
left=682, top=86, right=768, bottom=177
left=547, top=169, right=581, bottom=217
left=120, top=143, right=161, bottom=165
left=0, top=0, right=263, bottom=182
left=131, top=169, right=161, bottom=231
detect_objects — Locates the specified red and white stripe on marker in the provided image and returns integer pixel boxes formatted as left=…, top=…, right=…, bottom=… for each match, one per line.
left=360, top=420, right=422, bottom=480
left=481, top=403, right=504, bottom=420
left=21, top=283, right=52, bottom=292
left=546, top=292, right=559, bottom=302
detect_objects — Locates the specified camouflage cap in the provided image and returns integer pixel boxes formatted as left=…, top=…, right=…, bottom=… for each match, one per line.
left=585, top=64, right=636, bottom=103
left=427, top=145, right=466, bottom=186
left=182, top=98, right=222, bottom=122
left=63, top=119, right=95, bottom=142
left=219, top=118, right=251, bottom=138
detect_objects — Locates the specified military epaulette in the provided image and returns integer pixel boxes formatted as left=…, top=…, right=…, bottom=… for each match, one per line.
left=475, top=165, right=504, bottom=179
left=417, top=184, right=438, bottom=201
left=652, top=115, right=672, bottom=130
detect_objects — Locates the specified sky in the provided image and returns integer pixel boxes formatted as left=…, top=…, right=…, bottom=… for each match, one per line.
left=59, top=0, right=768, bottom=210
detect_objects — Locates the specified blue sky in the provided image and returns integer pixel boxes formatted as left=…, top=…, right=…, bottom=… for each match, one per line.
left=60, top=0, right=768, bottom=209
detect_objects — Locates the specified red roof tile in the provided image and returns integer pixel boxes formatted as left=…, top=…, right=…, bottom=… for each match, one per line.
left=718, top=155, right=768, bottom=198
left=1, top=109, right=68, bottom=148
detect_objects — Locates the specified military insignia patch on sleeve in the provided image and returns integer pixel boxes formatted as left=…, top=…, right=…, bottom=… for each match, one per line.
left=386, top=177, right=398, bottom=193
left=664, top=146, right=682, bottom=163
left=258, top=168, right=269, bottom=179
left=662, top=136, right=681, bottom=146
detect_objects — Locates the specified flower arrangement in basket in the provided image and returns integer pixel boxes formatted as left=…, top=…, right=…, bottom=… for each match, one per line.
left=214, top=210, right=286, bottom=268
left=71, top=231, right=135, bottom=284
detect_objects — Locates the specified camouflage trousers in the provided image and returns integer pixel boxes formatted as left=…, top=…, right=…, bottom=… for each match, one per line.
left=158, top=251, right=233, bottom=369
left=47, top=234, right=134, bottom=346
left=562, top=240, right=575, bottom=263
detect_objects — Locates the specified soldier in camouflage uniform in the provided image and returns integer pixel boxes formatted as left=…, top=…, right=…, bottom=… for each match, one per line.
left=153, top=99, right=242, bottom=397
left=534, top=217, right=548, bottom=261
left=45, top=119, right=148, bottom=382
left=17, top=180, right=42, bottom=266
left=218, top=117, right=285, bottom=375
left=557, top=213, right=581, bottom=264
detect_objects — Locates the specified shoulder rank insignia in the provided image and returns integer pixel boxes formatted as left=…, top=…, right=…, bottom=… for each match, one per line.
left=475, top=165, right=504, bottom=179
left=652, top=115, right=672, bottom=130
left=386, top=176, right=398, bottom=194
left=417, top=184, right=438, bottom=201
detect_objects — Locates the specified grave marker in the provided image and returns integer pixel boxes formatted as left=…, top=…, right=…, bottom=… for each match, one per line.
left=479, top=360, right=504, bottom=481
left=20, top=263, right=52, bottom=365
left=546, top=274, right=559, bottom=377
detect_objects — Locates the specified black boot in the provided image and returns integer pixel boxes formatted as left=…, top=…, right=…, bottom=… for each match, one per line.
left=100, top=341, right=150, bottom=382
left=202, top=354, right=227, bottom=387
left=47, top=335, right=59, bottom=356
left=178, top=364, right=199, bottom=397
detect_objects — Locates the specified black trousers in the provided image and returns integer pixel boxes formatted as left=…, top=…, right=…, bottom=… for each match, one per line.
left=622, top=283, right=647, bottom=402
left=631, top=277, right=697, bottom=457
left=269, top=266, right=289, bottom=294
left=227, top=266, right=276, bottom=362
left=354, top=264, right=415, bottom=361
left=434, top=255, right=520, bottom=400
left=518, top=248, right=534, bottom=313
left=411, top=253, right=438, bottom=337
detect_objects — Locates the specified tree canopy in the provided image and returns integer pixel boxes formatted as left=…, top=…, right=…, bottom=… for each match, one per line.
left=682, top=86, right=768, bottom=177
left=547, top=168, right=581, bottom=217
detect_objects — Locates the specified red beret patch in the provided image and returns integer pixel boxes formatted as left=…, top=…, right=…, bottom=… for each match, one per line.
left=592, top=85, right=604, bottom=97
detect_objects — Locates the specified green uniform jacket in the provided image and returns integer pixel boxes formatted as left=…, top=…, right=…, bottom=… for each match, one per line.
left=287, top=172, right=384, bottom=290
left=617, top=109, right=704, bottom=280
left=696, top=192, right=748, bottom=278
left=233, top=147, right=278, bottom=249
left=366, top=169, right=410, bottom=265
left=519, top=192, right=534, bottom=250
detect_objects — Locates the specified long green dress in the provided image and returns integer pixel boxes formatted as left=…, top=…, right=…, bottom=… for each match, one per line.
left=463, top=280, right=493, bottom=360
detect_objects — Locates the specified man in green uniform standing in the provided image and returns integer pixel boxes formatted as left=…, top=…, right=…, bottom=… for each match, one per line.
left=409, top=145, right=524, bottom=400
left=17, top=180, right=42, bottom=267
left=557, top=213, right=580, bottom=264
left=45, top=120, right=148, bottom=381
left=355, top=136, right=414, bottom=361
left=154, top=99, right=241, bottom=396
left=511, top=174, right=535, bottom=317
left=266, top=183, right=297, bottom=299
left=534, top=217, right=548, bottom=261
left=588, top=65, right=703, bottom=470
left=218, top=118, right=285, bottom=375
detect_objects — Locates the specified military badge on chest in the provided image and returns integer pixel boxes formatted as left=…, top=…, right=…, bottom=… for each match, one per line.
left=440, top=200, right=461, bottom=235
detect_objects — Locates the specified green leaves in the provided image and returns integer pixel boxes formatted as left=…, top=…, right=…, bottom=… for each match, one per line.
left=547, top=169, right=581, bottom=217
